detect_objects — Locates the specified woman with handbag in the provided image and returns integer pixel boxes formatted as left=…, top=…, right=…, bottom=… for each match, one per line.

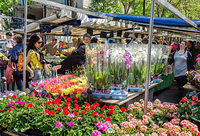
left=10, top=34, right=24, bottom=91
left=26, top=34, right=44, bottom=83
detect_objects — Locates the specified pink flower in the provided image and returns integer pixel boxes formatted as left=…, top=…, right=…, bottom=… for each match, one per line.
left=30, top=82, right=38, bottom=87
left=135, top=132, right=144, bottom=136
left=68, top=121, right=74, bottom=127
left=77, top=117, right=83, bottom=120
left=128, top=104, right=135, bottom=110
left=68, top=113, right=75, bottom=118
left=149, top=133, right=158, bottom=136
left=92, top=130, right=101, bottom=136
left=54, top=121, right=63, bottom=128
left=154, top=99, right=161, bottom=104
left=191, top=101, right=197, bottom=105
left=170, top=119, right=179, bottom=125
left=158, top=104, right=164, bottom=109
left=100, top=50, right=104, bottom=55
left=153, top=124, right=159, bottom=129
left=140, top=125, right=147, bottom=131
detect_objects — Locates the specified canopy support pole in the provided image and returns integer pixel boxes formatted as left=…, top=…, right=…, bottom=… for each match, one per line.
left=23, top=0, right=27, bottom=92
left=144, top=0, right=155, bottom=114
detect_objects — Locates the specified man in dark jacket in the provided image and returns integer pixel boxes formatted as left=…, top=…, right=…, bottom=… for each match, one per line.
left=57, top=33, right=91, bottom=74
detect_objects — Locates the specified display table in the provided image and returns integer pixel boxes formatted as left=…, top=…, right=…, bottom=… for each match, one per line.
left=93, top=81, right=163, bottom=107
left=183, top=83, right=200, bottom=92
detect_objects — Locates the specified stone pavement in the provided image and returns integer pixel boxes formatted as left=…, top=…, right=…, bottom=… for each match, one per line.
left=153, top=83, right=181, bottom=104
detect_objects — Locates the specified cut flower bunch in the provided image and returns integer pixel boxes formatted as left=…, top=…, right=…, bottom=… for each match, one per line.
left=0, top=92, right=199, bottom=136
left=32, top=74, right=87, bottom=96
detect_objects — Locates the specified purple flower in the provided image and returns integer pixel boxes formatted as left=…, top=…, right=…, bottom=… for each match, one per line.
left=123, top=50, right=132, bottom=70
left=77, top=117, right=83, bottom=120
left=1, top=109, right=3, bottom=112
left=68, top=121, right=74, bottom=127
left=92, top=130, right=101, bottom=136
left=54, top=121, right=63, bottom=128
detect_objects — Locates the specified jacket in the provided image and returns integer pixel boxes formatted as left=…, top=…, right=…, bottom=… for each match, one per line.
left=169, top=51, right=195, bottom=71
left=58, top=42, right=85, bottom=74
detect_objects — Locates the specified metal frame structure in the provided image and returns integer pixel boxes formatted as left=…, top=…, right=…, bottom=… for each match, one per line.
left=143, top=0, right=199, bottom=114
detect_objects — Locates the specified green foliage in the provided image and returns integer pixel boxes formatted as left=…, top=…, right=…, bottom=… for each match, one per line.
left=90, top=0, right=200, bottom=20
left=0, top=0, right=14, bottom=16
left=89, top=0, right=123, bottom=13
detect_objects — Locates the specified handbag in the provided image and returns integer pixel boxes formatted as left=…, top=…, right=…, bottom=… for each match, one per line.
left=5, top=59, right=14, bottom=84
left=44, top=64, right=52, bottom=76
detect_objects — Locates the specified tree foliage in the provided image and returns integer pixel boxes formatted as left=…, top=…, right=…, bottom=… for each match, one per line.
left=89, top=0, right=200, bottom=20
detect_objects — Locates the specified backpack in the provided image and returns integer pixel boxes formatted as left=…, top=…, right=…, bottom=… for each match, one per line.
left=5, top=59, right=14, bottom=84
left=16, top=52, right=23, bottom=71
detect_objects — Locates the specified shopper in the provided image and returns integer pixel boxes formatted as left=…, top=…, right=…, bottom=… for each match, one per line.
left=57, top=33, right=91, bottom=74
left=168, top=41, right=194, bottom=99
left=26, top=34, right=44, bottom=83
left=42, top=38, right=61, bottom=56
left=10, top=34, right=24, bottom=91
left=3, top=32, right=15, bottom=56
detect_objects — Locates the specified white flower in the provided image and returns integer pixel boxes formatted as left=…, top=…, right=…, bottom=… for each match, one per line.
left=8, top=93, right=14, bottom=97
left=0, top=98, right=3, bottom=101
left=19, top=92, right=26, bottom=96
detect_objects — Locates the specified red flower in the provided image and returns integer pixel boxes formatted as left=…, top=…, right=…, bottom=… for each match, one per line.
left=102, top=105, right=108, bottom=110
left=26, top=104, right=33, bottom=108
left=65, top=102, right=70, bottom=105
left=108, top=109, right=114, bottom=114
left=12, top=95, right=17, bottom=99
left=81, top=111, right=86, bottom=114
left=85, top=103, right=90, bottom=107
left=109, top=105, right=115, bottom=109
left=49, top=110, right=55, bottom=115
left=6, top=97, right=10, bottom=99
left=197, top=133, right=200, bottom=136
left=18, top=97, right=22, bottom=100
left=180, top=97, right=187, bottom=103
left=99, top=114, right=104, bottom=118
left=57, top=108, right=62, bottom=111
left=45, top=110, right=50, bottom=114
left=57, top=104, right=60, bottom=107
left=63, top=109, right=69, bottom=115
left=91, top=105, right=96, bottom=110
left=121, top=107, right=126, bottom=112
left=92, top=112, right=99, bottom=116
left=45, top=101, right=51, bottom=107
left=74, top=104, right=79, bottom=107
left=8, top=109, right=12, bottom=112
left=154, top=73, right=157, bottom=76
left=106, top=117, right=112, bottom=121
left=74, top=112, right=78, bottom=116
left=67, top=97, right=72, bottom=102
left=73, top=96, right=78, bottom=100
left=85, top=107, right=89, bottom=111
left=192, top=96, right=198, bottom=101
left=74, top=100, right=78, bottom=103
left=95, top=102, right=100, bottom=107
left=63, top=106, right=69, bottom=111
left=74, top=106, right=80, bottom=111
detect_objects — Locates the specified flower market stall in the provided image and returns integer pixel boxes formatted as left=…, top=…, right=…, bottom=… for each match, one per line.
left=0, top=91, right=199, bottom=135
left=85, top=42, right=170, bottom=104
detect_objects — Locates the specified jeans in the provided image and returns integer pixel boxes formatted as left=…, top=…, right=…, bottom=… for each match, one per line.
left=13, top=73, right=29, bottom=91
left=13, top=74, right=23, bottom=91
left=32, top=69, right=43, bottom=83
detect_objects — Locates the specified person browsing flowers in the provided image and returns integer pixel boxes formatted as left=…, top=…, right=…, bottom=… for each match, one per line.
left=26, top=34, right=44, bottom=83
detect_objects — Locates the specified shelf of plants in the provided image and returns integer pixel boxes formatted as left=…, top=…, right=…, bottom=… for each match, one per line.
left=86, top=43, right=169, bottom=100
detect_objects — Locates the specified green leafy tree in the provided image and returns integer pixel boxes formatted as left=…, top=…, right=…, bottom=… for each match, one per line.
left=89, top=0, right=123, bottom=14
